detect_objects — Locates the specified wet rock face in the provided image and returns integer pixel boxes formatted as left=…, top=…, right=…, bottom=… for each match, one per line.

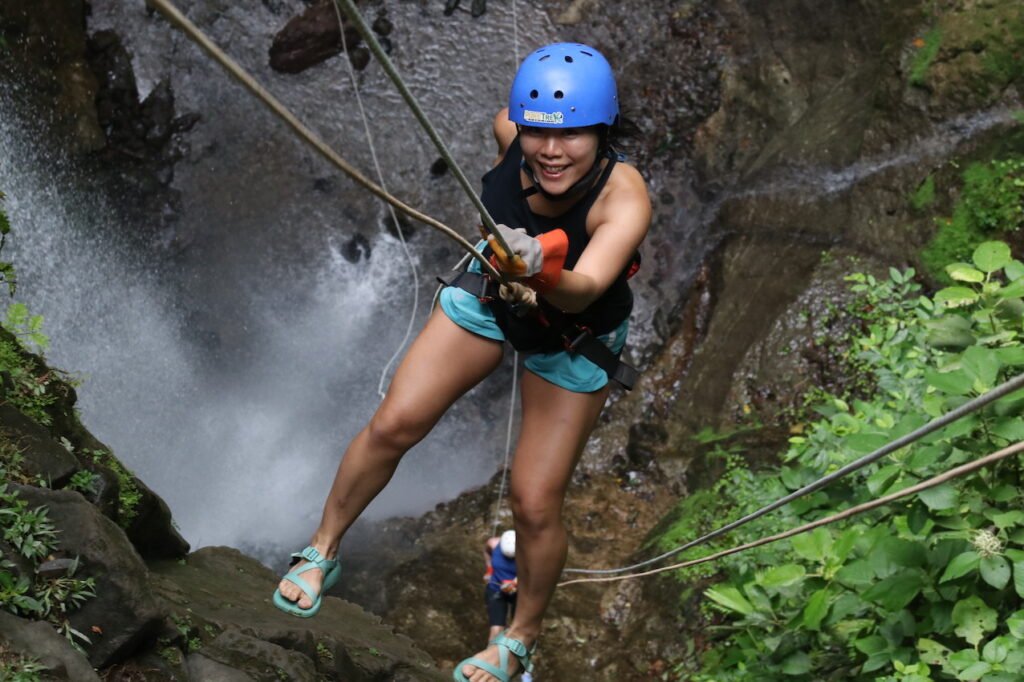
left=0, top=0, right=104, bottom=153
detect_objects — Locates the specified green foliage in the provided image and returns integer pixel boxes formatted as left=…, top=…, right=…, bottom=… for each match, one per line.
left=980, top=10, right=1024, bottom=86
left=0, top=644, right=45, bottom=682
left=0, top=192, right=16, bottom=298
left=67, top=470, right=99, bottom=497
left=911, top=176, right=937, bottom=212
left=921, top=157, right=1024, bottom=283
left=689, top=242, right=1024, bottom=681
left=94, top=450, right=140, bottom=527
left=0, top=483, right=95, bottom=649
left=910, top=28, right=942, bottom=87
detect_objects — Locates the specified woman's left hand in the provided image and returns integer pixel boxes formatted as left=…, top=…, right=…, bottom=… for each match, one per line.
left=486, top=224, right=568, bottom=292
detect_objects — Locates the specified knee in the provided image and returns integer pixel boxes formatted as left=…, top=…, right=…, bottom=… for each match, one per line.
left=366, top=405, right=430, bottom=454
left=509, top=489, right=561, bottom=536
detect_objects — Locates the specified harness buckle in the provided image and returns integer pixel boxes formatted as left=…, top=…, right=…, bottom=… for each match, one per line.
left=475, top=274, right=495, bottom=303
left=565, top=326, right=593, bottom=352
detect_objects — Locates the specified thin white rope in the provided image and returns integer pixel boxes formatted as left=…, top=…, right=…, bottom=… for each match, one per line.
left=491, top=352, right=518, bottom=538
left=330, top=1, right=421, bottom=399
left=511, top=0, right=520, bottom=64
left=489, top=0, right=522, bottom=538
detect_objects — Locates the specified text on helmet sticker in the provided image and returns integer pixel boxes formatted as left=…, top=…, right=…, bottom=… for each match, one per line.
left=523, top=110, right=564, bottom=125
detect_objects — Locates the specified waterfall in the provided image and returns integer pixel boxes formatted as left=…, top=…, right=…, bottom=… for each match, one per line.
left=0, top=0, right=557, bottom=551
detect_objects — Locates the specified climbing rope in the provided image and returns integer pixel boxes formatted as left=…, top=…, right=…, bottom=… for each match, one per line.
left=563, top=371, right=1024, bottom=576
left=146, top=0, right=504, bottom=283
left=558, top=439, right=1024, bottom=587
left=333, top=0, right=514, bottom=257
left=326, top=0, right=420, bottom=398
left=488, top=0, right=523, bottom=539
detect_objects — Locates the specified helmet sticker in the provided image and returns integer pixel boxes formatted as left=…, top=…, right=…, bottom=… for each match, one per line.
left=523, top=110, right=564, bottom=125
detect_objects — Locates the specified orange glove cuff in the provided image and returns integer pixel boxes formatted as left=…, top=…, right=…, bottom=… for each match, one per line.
left=523, top=229, right=569, bottom=293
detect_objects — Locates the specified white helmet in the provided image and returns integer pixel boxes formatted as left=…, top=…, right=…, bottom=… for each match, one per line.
left=499, top=530, right=516, bottom=558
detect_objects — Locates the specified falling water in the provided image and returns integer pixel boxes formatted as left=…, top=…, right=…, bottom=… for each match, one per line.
left=0, top=0, right=558, bottom=551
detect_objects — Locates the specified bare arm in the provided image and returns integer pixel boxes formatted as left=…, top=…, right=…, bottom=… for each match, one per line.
left=542, top=164, right=651, bottom=313
left=492, top=108, right=517, bottom=165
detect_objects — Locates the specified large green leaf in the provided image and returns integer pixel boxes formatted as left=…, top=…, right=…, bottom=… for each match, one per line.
left=918, top=638, right=953, bottom=665
left=1014, top=561, right=1024, bottom=599
left=836, top=559, right=875, bottom=587
left=951, top=596, right=998, bottom=645
left=759, top=564, right=806, bottom=589
left=925, top=369, right=974, bottom=395
left=998, top=277, right=1024, bottom=299
left=847, top=432, right=891, bottom=454
left=935, top=286, right=980, bottom=308
left=989, top=510, right=1024, bottom=529
left=926, top=315, right=976, bottom=350
left=973, top=241, right=1012, bottom=273
left=991, top=416, right=1024, bottom=441
left=880, top=537, right=927, bottom=568
left=867, top=464, right=902, bottom=495
left=918, top=483, right=960, bottom=511
left=980, top=555, right=1011, bottom=589
left=940, top=551, right=981, bottom=583
left=791, top=528, right=832, bottom=563
left=997, top=347, right=1024, bottom=366
left=946, top=262, right=985, bottom=282
left=862, top=571, right=925, bottom=611
left=780, top=651, right=812, bottom=675
left=1007, top=610, right=1024, bottom=639
left=803, top=588, right=830, bottom=631
left=704, top=586, right=754, bottom=615
left=961, top=345, right=1001, bottom=389
left=1007, top=259, right=1024, bottom=281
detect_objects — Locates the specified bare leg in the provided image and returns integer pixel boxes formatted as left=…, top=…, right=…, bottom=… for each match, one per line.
left=462, top=371, right=608, bottom=681
left=279, top=310, right=503, bottom=608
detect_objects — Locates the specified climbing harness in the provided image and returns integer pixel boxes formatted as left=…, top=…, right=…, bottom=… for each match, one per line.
left=558, top=438, right=1024, bottom=587
left=561, top=371, right=1024, bottom=579
left=439, top=270, right=639, bottom=389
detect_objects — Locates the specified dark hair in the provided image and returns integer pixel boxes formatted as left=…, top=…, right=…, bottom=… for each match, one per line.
left=597, top=111, right=640, bottom=156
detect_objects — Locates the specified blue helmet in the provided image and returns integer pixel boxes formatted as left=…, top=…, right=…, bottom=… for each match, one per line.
left=508, top=43, right=619, bottom=129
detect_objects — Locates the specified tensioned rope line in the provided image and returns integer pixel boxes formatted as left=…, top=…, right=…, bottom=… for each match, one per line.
left=564, top=370, right=1024, bottom=575
left=558, top=439, right=1024, bottom=587
left=327, top=0, right=420, bottom=398
left=145, top=0, right=505, bottom=283
left=333, top=0, right=515, bottom=259
left=490, top=0, right=522, bottom=539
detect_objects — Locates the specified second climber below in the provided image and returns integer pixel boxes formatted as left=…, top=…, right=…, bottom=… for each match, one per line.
left=274, top=42, right=651, bottom=682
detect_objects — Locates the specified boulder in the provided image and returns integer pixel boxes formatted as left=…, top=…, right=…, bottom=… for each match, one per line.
left=11, top=485, right=164, bottom=668
left=269, top=1, right=363, bottom=74
left=0, top=610, right=100, bottom=681
left=0, top=405, right=78, bottom=487
left=193, top=629, right=318, bottom=681
left=148, top=547, right=447, bottom=681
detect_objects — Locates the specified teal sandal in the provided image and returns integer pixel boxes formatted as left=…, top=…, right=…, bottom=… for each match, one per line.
left=453, top=632, right=536, bottom=682
left=271, top=546, right=340, bottom=618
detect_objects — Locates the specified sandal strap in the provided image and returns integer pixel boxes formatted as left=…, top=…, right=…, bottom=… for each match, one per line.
left=289, top=546, right=336, bottom=572
left=458, top=656, right=510, bottom=682
left=282, top=572, right=316, bottom=602
left=492, top=634, right=535, bottom=672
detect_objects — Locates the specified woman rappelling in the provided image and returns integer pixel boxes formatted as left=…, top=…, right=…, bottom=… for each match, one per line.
left=273, top=42, right=650, bottom=682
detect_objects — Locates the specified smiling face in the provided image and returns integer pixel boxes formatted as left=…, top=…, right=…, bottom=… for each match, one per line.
left=518, top=125, right=601, bottom=197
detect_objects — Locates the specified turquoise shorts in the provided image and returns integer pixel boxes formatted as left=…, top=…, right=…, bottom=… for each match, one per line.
left=438, top=271, right=629, bottom=393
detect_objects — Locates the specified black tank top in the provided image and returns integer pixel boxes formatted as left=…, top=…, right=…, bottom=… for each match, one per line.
left=479, top=136, right=633, bottom=336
